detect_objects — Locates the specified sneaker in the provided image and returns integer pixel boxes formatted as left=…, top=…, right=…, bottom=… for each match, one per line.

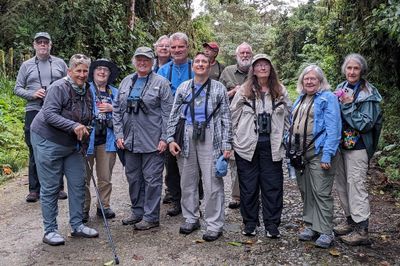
left=97, top=208, right=116, bottom=219
left=122, top=213, right=142, bottom=225
left=26, top=192, right=40, bottom=203
left=82, top=212, right=89, bottom=223
left=315, top=233, right=334, bottom=248
left=340, top=228, right=370, bottom=246
left=43, top=230, right=65, bottom=246
left=242, top=225, right=256, bottom=236
left=166, top=201, right=182, bottom=216
left=334, top=222, right=354, bottom=236
left=266, top=224, right=280, bottom=239
left=298, top=227, right=318, bottom=241
left=179, top=221, right=201, bottom=235
left=71, top=224, right=99, bottom=238
left=228, top=200, right=240, bottom=209
left=134, top=220, right=160, bottom=230
left=58, top=190, right=68, bottom=200
left=202, top=230, right=223, bottom=242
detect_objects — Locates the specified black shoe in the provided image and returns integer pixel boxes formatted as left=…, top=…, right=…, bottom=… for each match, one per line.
left=266, top=224, right=280, bottom=239
left=58, top=190, right=68, bottom=200
left=82, top=212, right=89, bottom=223
left=167, top=202, right=182, bottom=216
left=97, top=208, right=116, bottom=219
left=26, top=192, right=40, bottom=203
left=202, top=230, right=222, bottom=242
left=228, top=200, right=240, bottom=209
left=242, top=225, right=257, bottom=236
left=162, top=192, right=173, bottom=204
left=179, top=221, right=201, bottom=235
left=122, top=213, right=142, bottom=225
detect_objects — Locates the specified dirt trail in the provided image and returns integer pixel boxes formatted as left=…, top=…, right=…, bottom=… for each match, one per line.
left=1, top=161, right=399, bottom=265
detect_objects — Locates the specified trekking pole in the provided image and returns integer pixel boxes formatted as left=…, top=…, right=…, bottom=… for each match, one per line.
left=81, top=144, right=120, bottom=265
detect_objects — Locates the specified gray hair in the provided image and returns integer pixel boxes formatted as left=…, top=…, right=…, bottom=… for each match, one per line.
left=341, top=53, right=368, bottom=77
left=235, top=42, right=253, bottom=55
left=69, top=54, right=91, bottom=69
left=296, top=64, right=330, bottom=93
left=170, top=32, right=189, bottom=46
left=154, top=35, right=169, bottom=48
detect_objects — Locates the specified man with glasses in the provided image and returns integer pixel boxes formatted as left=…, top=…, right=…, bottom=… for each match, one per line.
left=219, top=42, right=253, bottom=210
left=14, top=32, right=68, bottom=203
left=157, top=32, right=195, bottom=216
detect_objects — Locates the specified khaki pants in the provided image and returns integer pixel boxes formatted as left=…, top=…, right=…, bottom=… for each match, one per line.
left=296, top=149, right=337, bottom=234
left=335, top=149, right=370, bottom=223
left=84, top=144, right=116, bottom=212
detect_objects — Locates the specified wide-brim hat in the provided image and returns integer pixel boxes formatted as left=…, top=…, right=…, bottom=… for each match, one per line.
left=89, top=58, right=120, bottom=84
left=251, top=53, right=272, bottom=66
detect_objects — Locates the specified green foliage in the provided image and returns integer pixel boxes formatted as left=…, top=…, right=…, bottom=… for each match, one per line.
left=0, top=75, right=28, bottom=174
left=378, top=145, right=400, bottom=181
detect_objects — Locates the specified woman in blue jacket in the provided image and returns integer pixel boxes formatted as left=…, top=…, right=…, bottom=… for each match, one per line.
left=83, top=59, right=119, bottom=223
left=288, top=64, right=341, bottom=248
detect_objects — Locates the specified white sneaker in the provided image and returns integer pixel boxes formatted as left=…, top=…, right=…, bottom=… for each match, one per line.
left=43, top=230, right=65, bottom=246
left=71, top=224, right=99, bottom=238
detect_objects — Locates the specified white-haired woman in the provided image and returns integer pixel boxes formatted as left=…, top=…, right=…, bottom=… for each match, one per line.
left=153, top=35, right=171, bottom=73
left=289, top=64, right=341, bottom=248
left=334, top=54, right=382, bottom=246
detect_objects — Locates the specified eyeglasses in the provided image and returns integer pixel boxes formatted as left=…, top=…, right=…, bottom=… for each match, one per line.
left=303, top=77, right=318, bottom=82
left=254, top=63, right=270, bottom=69
left=95, top=66, right=110, bottom=72
left=158, top=45, right=170, bottom=48
left=35, top=40, right=50, bottom=45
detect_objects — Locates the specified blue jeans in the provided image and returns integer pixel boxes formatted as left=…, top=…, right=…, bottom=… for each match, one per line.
left=31, top=132, right=85, bottom=233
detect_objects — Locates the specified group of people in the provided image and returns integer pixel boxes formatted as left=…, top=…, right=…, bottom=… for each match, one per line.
left=15, top=31, right=382, bottom=248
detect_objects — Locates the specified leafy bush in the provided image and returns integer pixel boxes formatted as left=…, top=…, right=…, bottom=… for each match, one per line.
left=0, top=75, right=28, bottom=175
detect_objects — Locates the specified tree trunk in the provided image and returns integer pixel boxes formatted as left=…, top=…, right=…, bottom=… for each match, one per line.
left=129, top=0, right=135, bottom=30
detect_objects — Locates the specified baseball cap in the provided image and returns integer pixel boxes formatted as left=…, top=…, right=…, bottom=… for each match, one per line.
left=251, top=54, right=272, bottom=66
left=215, top=155, right=228, bottom=178
left=203, top=42, right=219, bottom=53
left=134, top=46, right=155, bottom=59
left=34, top=32, right=51, bottom=41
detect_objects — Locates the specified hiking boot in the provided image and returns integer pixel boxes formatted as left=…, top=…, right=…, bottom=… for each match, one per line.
left=97, top=208, right=116, bottom=219
left=315, top=233, right=334, bottom=248
left=58, top=190, right=68, bottom=200
left=298, top=227, right=318, bottom=241
left=134, top=220, right=160, bottom=230
left=82, top=212, right=89, bottom=223
left=340, top=228, right=370, bottom=246
left=71, top=224, right=99, bottom=238
left=202, top=230, right=223, bottom=242
left=43, top=230, right=65, bottom=246
left=266, top=224, right=280, bottom=239
left=228, top=200, right=240, bottom=209
left=26, top=192, right=40, bottom=203
left=242, top=224, right=257, bottom=236
left=122, top=213, right=142, bottom=225
left=334, top=216, right=355, bottom=236
left=162, top=191, right=173, bottom=204
left=167, top=201, right=182, bottom=216
left=179, top=221, right=201, bottom=235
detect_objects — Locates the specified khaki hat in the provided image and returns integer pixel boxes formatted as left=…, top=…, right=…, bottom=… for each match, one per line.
left=251, top=53, right=272, bottom=65
left=134, top=47, right=155, bottom=59
left=34, top=32, right=51, bottom=41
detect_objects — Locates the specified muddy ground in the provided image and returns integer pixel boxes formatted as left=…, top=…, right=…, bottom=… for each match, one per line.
left=1, top=160, right=399, bottom=266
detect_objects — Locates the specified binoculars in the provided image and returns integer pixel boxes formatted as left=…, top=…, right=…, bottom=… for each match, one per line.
left=192, top=121, right=206, bottom=142
left=126, top=96, right=148, bottom=114
left=257, top=112, right=271, bottom=134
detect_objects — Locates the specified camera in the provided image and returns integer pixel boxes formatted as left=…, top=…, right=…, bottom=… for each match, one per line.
left=127, top=96, right=140, bottom=114
left=192, top=121, right=206, bottom=142
left=95, top=119, right=107, bottom=135
left=257, top=112, right=271, bottom=134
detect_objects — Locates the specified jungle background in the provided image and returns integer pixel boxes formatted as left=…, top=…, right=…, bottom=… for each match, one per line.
left=0, top=0, right=399, bottom=191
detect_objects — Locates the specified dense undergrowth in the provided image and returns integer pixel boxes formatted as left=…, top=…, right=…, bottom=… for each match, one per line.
left=0, top=75, right=27, bottom=184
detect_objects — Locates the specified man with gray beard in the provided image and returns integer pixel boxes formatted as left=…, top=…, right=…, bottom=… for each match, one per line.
left=219, top=42, right=253, bottom=209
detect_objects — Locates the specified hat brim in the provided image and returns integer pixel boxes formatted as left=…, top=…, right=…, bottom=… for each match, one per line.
left=134, top=53, right=154, bottom=59
left=88, top=60, right=120, bottom=84
left=203, top=43, right=219, bottom=52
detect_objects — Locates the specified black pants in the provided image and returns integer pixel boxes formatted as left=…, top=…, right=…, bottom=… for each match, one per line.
left=235, top=139, right=283, bottom=229
left=165, top=150, right=181, bottom=202
left=24, top=111, right=64, bottom=193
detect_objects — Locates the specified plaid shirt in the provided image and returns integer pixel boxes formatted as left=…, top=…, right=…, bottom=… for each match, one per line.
left=167, top=79, right=232, bottom=162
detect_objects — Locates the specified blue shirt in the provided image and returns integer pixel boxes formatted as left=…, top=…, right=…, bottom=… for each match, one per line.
left=157, top=60, right=194, bottom=95
left=129, top=77, right=146, bottom=98
left=184, top=83, right=207, bottom=124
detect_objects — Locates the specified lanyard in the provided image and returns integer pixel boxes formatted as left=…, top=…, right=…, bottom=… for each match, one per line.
left=168, top=61, right=192, bottom=82
left=128, top=72, right=151, bottom=98
left=35, top=56, right=53, bottom=88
